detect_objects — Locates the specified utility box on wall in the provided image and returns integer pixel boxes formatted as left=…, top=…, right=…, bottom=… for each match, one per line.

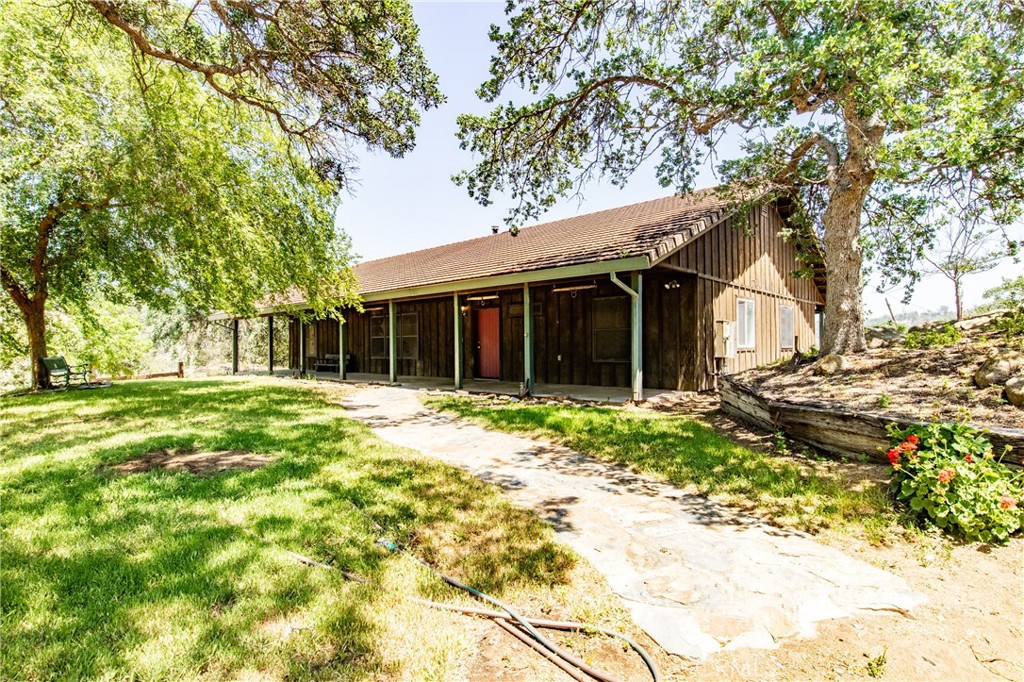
left=714, top=320, right=736, bottom=359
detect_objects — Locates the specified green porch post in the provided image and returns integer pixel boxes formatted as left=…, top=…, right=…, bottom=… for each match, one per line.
left=631, top=271, right=643, bottom=401
left=610, top=271, right=644, bottom=401
left=338, top=313, right=346, bottom=381
left=267, top=315, right=274, bottom=375
left=453, top=293, right=464, bottom=389
left=231, top=319, right=239, bottom=375
left=523, top=283, right=534, bottom=394
left=388, top=300, right=398, bottom=384
left=299, top=318, right=306, bottom=376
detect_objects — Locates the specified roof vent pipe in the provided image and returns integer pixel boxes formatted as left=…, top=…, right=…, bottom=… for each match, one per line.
left=491, top=225, right=499, bottom=234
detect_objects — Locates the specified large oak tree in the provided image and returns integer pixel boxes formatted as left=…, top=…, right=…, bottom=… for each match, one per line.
left=456, top=0, right=1024, bottom=355
left=1, top=0, right=441, bottom=387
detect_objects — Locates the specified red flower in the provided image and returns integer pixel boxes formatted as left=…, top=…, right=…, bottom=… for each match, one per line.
left=1001, top=495, right=1017, bottom=510
left=965, top=453, right=974, bottom=464
left=906, top=434, right=920, bottom=445
left=887, top=449, right=901, bottom=466
left=901, top=441, right=918, bottom=452
left=937, top=468, right=955, bottom=485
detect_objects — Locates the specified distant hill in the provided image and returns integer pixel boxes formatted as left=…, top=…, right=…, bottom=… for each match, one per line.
left=866, top=307, right=956, bottom=328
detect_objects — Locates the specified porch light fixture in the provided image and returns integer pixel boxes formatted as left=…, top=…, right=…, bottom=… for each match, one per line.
left=664, top=280, right=681, bottom=290
left=551, top=284, right=597, bottom=293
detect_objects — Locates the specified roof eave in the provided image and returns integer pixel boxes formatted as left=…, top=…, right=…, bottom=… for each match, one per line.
left=360, top=255, right=652, bottom=302
left=210, top=255, right=652, bottom=319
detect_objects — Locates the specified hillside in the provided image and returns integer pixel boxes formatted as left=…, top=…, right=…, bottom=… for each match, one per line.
left=741, top=310, right=1024, bottom=431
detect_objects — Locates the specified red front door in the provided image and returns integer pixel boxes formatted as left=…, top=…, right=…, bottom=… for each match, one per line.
left=476, top=307, right=501, bottom=379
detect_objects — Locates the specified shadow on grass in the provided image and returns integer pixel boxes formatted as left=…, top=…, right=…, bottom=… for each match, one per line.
left=425, top=397, right=892, bottom=533
left=0, top=379, right=576, bottom=681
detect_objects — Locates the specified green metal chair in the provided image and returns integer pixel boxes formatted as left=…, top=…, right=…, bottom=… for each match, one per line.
left=40, top=356, right=89, bottom=388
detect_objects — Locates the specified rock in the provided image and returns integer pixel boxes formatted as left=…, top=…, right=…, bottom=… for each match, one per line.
left=1006, top=375, right=1024, bottom=408
left=974, top=350, right=1024, bottom=388
left=814, top=354, right=848, bottom=376
left=865, top=325, right=905, bottom=348
left=953, top=308, right=1011, bottom=331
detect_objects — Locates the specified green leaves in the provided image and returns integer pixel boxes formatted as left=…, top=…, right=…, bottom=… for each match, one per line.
left=456, top=0, right=1024, bottom=271
left=887, top=423, right=1023, bottom=543
left=82, top=0, right=442, bottom=169
left=0, top=1, right=359, bottom=325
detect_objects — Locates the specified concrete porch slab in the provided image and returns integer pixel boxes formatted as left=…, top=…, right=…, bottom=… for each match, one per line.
left=269, top=370, right=682, bottom=404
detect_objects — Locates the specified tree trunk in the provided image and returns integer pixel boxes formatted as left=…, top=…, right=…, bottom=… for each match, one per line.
left=819, top=108, right=885, bottom=356
left=23, top=299, right=49, bottom=389
left=954, top=278, right=963, bottom=320
left=820, top=180, right=869, bottom=355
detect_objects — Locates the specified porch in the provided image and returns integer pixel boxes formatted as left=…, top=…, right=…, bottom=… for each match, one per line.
left=299, top=371, right=683, bottom=404
left=241, top=368, right=681, bottom=404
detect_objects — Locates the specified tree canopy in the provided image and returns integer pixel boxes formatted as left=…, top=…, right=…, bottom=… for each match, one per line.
left=456, top=0, right=1024, bottom=354
left=3, top=1, right=438, bottom=385
left=84, top=0, right=443, bottom=180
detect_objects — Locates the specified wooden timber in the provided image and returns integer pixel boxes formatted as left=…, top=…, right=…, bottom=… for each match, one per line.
left=284, top=201, right=824, bottom=392
left=721, top=376, right=1024, bottom=468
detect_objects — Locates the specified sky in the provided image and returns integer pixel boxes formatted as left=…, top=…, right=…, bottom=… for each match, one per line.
left=336, top=1, right=1022, bottom=320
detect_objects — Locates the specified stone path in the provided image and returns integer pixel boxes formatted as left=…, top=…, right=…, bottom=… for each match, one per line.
left=343, top=386, right=926, bottom=660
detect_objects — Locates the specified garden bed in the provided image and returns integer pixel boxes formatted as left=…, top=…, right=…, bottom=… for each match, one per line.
left=739, top=316, right=1024, bottom=431
left=721, top=376, right=1024, bottom=468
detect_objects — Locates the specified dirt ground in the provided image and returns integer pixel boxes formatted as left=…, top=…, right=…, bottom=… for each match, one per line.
left=741, top=324, right=1024, bottom=431
left=461, top=531, right=1023, bottom=681
left=458, top=465, right=1023, bottom=682
left=111, top=447, right=275, bottom=475
left=445, top=395, right=1023, bottom=682
left=180, top=379, right=1020, bottom=681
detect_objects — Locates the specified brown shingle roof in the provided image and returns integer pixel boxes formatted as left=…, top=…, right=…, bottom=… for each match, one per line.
left=222, top=187, right=736, bottom=317
left=351, top=187, right=731, bottom=295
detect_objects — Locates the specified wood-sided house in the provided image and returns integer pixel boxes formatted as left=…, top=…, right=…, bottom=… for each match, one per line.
left=225, top=188, right=825, bottom=398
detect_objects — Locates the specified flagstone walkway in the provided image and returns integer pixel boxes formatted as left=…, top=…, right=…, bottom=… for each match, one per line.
left=342, top=386, right=926, bottom=660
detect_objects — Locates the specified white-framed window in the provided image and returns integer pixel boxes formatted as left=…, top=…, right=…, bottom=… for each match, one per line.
left=779, top=304, right=795, bottom=350
left=736, top=298, right=755, bottom=349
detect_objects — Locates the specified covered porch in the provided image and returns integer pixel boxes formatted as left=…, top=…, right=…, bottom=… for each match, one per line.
left=272, top=263, right=656, bottom=400
left=253, top=369, right=683, bottom=404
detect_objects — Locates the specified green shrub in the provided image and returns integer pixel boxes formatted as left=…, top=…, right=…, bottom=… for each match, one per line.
left=991, top=308, right=1024, bottom=349
left=903, top=324, right=962, bottom=349
left=887, top=423, right=1023, bottom=543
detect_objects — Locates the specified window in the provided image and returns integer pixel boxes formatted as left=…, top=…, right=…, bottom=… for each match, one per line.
left=398, top=312, right=418, bottom=360
left=593, top=296, right=630, bottom=362
left=370, top=315, right=388, bottom=359
left=370, top=313, right=419, bottom=360
left=779, top=305, right=795, bottom=350
left=736, top=298, right=755, bottom=349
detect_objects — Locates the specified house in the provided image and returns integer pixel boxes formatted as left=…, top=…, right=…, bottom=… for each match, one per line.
left=225, top=188, right=825, bottom=397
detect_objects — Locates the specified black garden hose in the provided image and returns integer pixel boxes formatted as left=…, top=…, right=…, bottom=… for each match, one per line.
left=370, top=525, right=661, bottom=682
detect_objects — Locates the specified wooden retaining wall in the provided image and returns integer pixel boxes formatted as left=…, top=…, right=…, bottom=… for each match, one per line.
left=720, top=376, right=1024, bottom=468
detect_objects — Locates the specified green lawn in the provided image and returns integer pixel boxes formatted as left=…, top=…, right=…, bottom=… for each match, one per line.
left=0, top=379, right=590, bottom=681
left=424, top=396, right=897, bottom=536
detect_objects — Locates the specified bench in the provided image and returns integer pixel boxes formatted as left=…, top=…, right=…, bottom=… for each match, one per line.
left=314, top=354, right=340, bottom=373
left=40, top=356, right=90, bottom=388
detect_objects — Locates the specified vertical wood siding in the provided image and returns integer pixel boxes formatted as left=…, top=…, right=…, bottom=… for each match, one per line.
left=285, top=202, right=820, bottom=392
left=341, top=298, right=455, bottom=377
left=662, top=204, right=822, bottom=390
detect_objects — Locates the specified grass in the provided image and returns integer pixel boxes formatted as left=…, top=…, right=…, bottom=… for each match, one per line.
left=424, top=396, right=898, bottom=536
left=0, top=378, right=629, bottom=681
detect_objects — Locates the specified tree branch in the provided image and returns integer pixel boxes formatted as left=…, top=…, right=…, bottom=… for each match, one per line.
left=0, top=263, right=30, bottom=313
left=773, top=133, right=841, bottom=185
